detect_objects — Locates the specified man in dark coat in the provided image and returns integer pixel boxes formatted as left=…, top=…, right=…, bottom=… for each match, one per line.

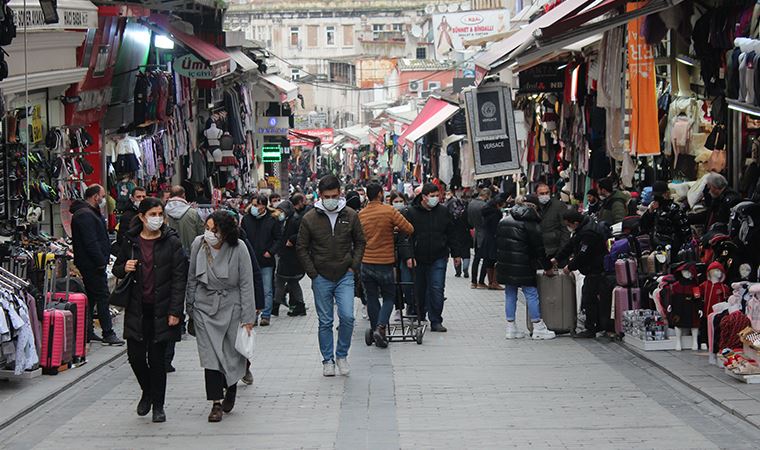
left=115, top=186, right=146, bottom=248
left=496, top=196, right=556, bottom=340
left=705, top=173, right=742, bottom=229
left=403, top=183, right=462, bottom=332
left=275, top=196, right=307, bottom=317
left=467, top=188, right=490, bottom=289
left=641, top=180, right=691, bottom=251
left=535, top=183, right=571, bottom=258
left=71, top=184, right=124, bottom=345
left=241, top=193, right=283, bottom=326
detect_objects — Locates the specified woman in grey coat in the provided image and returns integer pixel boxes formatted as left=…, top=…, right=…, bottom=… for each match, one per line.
left=186, top=211, right=255, bottom=422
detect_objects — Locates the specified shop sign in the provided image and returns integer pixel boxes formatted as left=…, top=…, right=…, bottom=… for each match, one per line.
left=518, top=63, right=565, bottom=94
left=173, top=53, right=220, bottom=79
left=290, top=128, right=334, bottom=147
left=256, top=117, right=289, bottom=136
left=432, top=9, right=509, bottom=59
left=11, top=3, right=97, bottom=30
left=262, top=143, right=282, bottom=162
left=463, top=82, right=519, bottom=179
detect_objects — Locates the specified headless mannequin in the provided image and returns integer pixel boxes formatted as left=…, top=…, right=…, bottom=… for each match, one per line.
left=205, top=123, right=223, bottom=147
left=666, top=265, right=703, bottom=351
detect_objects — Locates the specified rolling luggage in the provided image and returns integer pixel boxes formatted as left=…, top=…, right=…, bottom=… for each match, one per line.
left=615, top=258, right=638, bottom=287
left=528, top=271, right=576, bottom=334
left=52, top=292, right=87, bottom=362
left=40, top=308, right=74, bottom=374
left=613, top=286, right=642, bottom=334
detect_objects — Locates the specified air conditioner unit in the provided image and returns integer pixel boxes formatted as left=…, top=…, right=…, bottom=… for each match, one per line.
left=428, top=81, right=441, bottom=91
left=409, top=80, right=422, bottom=92
left=419, top=90, right=432, bottom=99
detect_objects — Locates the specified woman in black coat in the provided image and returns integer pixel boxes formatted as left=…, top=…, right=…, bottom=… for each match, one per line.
left=477, top=196, right=506, bottom=289
left=112, top=197, right=188, bottom=423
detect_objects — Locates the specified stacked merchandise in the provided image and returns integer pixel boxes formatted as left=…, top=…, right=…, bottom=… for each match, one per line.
left=623, top=309, right=668, bottom=342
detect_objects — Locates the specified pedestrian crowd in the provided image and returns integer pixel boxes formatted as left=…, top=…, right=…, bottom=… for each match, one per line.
left=70, top=170, right=760, bottom=424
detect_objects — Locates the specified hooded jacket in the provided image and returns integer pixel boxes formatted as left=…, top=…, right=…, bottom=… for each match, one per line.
left=496, top=205, right=552, bottom=286
left=665, top=262, right=703, bottom=329
left=297, top=199, right=366, bottom=281
left=276, top=200, right=305, bottom=278
left=700, top=261, right=731, bottom=315
left=164, top=198, right=204, bottom=255
left=70, top=199, right=111, bottom=271
left=403, top=196, right=462, bottom=264
left=598, top=190, right=631, bottom=226
left=112, top=224, right=188, bottom=343
left=555, top=216, right=609, bottom=275
left=241, top=207, right=283, bottom=268
left=116, top=203, right=138, bottom=247
left=538, top=197, right=571, bottom=257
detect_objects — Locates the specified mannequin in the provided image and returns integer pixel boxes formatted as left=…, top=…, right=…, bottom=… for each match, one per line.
left=204, top=121, right=223, bottom=148
left=665, top=263, right=703, bottom=351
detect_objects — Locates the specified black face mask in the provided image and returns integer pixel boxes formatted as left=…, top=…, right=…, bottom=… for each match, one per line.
left=654, top=195, right=665, bottom=203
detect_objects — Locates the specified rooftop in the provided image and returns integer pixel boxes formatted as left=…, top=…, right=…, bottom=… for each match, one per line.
left=227, top=0, right=433, bottom=13
left=396, top=58, right=456, bottom=71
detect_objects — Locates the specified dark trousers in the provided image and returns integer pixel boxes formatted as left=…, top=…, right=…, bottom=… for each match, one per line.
left=205, top=369, right=237, bottom=401
left=479, top=258, right=495, bottom=284
left=581, top=273, right=608, bottom=333
left=361, top=264, right=396, bottom=330
left=274, top=275, right=304, bottom=307
left=415, top=258, right=447, bottom=325
left=81, top=268, right=114, bottom=338
left=127, top=305, right=168, bottom=408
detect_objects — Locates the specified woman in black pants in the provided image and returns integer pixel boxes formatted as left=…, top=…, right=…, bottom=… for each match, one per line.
left=113, top=197, right=188, bottom=423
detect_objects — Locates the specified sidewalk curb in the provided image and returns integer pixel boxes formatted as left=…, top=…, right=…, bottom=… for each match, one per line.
left=617, top=341, right=760, bottom=431
left=0, top=348, right=127, bottom=432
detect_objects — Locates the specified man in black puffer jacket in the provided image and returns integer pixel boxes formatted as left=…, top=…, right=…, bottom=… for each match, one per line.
left=403, top=183, right=463, bottom=332
left=496, top=196, right=556, bottom=340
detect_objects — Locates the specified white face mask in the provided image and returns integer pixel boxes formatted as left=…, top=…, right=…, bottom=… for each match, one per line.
left=599, top=193, right=608, bottom=200
left=538, top=194, right=551, bottom=205
left=272, top=200, right=281, bottom=208
left=427, top=196, right=439, bottom=208
left=322, top=198, right=339, bottom=211
left=204, top=230, right=221, bottom=247
left=359, top=195, right=366, bottom=203
left=99, top=197, right=106, bottom=208
left=681, top=270, right=693, bottom=280
left=145, top=216, right=163, bottom=231
left=709, top=271, right=723, bottom=283
left=392, top=202, right=405, bottom=210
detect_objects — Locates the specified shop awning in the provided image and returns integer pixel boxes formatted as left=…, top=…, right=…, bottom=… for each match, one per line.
left=260, top=74, right=298, bottom=103
left=148, top=15, right=230, bottom=76
left=401, top=98, right=460, bottom=144
left=226, top=49, right=258, bottom=73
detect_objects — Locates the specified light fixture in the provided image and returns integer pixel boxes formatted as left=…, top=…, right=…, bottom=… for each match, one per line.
left=155, top=34, right=175, bottom=50
left=675, top=54, right=698, bottom=67
left=38, top=0, right=59, bottom=24
left=728, top=102, right=760, bottom=117
left=556, top=63, right=568, bottom=70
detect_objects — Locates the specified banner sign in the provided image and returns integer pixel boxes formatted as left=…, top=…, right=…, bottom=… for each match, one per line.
left=518, top=63, right=565, bottom=93
left=290, top=128, right=334, bottom=147
left=255, top=117, right=289, bottom=136
left=627, top=2, right=660, bottom=156
left=432, top=9, right=509, bottom=59
left=463, top=82, right=520, bottom=178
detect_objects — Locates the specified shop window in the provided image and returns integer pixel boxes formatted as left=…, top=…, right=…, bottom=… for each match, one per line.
left=416, top=47, right=427, bottom=59
left=326, top=26, right=336, bottom=46
left=343, top=25, right=354, bottom=47
left=290, top=27, right=300, bottom=48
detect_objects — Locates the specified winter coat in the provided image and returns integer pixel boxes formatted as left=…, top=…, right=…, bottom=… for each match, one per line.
left=598, top=190, right=631, bottom=226
left=555, top=216, right=609, bottom=275
left=238, top=228, right=266, bottom=310
left=640, top=198, right=691, bottom=250
left=495, top=205, right=551, bottom=286
left=700, top=261, right=731, bottom=316
left=478, top=201, right=502, bottom=261
left=164, top=198, right=205, bottom=255
left=185, top=236, right=255, bottom=384
left=537, top=197, right=571, bottom=257
left=112, top=225, right=188, bottom=343
left=297, top=199, right=366, bottom=281
left=706, top=187, right=742, bottom=228
left=664, top=263, right=703, bottom=329
left=467, top=198, right=487, bottom=248
left=277, top=202, right=305, bottom=279
left=70, top=199, right=111, bottom=272
left=403, top=198, right=462, bottom=264
left=241, top=209, right=283, bottom=268
left=446, top=198, right=472, bottom=257
left=116, top=204, right=138, bottom=247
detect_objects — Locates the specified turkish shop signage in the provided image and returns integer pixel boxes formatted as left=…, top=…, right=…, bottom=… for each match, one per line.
left=463, top=82, right=519, bottom=178
left=517, top=63, right=564, bottom=94
left=173, top=53, right=227, bottom=79
left=11, top=2, right=97, bottom=30
left=255, top=117, right=289, bottom=136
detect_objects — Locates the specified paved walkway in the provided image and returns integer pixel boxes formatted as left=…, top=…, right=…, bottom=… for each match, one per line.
left=4, top=266, right=760, bottom=449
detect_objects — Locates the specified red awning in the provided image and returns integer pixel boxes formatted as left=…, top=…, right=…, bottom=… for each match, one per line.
left=401, top=98, right=460, bottom=143
left=148, top=15, right=230, bottom=77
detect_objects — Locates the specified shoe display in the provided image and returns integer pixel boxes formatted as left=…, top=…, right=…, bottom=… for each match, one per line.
left=430, top=323, right=448, bottom=332
left=208, top=403, right=224, bottom=422
left=102, top=333, right=125, bottom=346
left=152, top=407, right=166, bottom=423
left=505, top=321, right=525, bottom=339
left=531, top=320, right=556, bottom=340
left=241, top=369, right=254, bottom=385
left=259, top=317, right=270, bottom=326
left=137, top=394, right=151, bottom=416
left=373, top=325, right=388, bottom=348
left=336, top=358, right=350, bottom=375
left=323, top=361, right=336, bottom=377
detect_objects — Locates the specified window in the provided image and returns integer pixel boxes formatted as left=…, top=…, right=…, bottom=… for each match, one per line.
left=372, top=23, right=385, bottom=40
left=416, top=47, right=427, bottom=59
left=289, top=27, right=300, bottom=47
left=326, top=26, right=335, bottom=46
left=329, top=62, right=356, bottom=86
left=307, top=25, right=318, bottom=47
left=343, top=25, right=354, bottom=46
left=392, top=23, right=403, bottom=33
left=291, top=68, right=302, bottom=81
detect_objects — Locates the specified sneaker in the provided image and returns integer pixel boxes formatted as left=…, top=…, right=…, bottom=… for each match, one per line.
left=241, top=369, right=253, bottom=385
left=259, top=317, right=270, bottom=326
left=102, top=333, right=125, bottom=346
left=531, top=320, right=556, bottom=340
left=505, top=321, right=525, bottom=339
left=323, top=361, right=336, bottom=377
left=152, top=407, right=166, bottom=423
left=88, top=333, right=103, bottom=343
left=336, top=358, right=350, bottom=375
left=361, top=305, right=368, bottom=320
left=373, top=325, right=388, bottom=348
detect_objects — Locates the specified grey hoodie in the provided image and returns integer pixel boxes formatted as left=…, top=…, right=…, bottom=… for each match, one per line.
left=164, top=197, right=204, bottom=255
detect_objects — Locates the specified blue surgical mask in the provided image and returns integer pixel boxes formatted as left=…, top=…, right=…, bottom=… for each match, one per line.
left=427, top=197, right=439, bottom=208
left=249, top=207, right=260, bottom=218
left=278, top=213, right=286, bottom=222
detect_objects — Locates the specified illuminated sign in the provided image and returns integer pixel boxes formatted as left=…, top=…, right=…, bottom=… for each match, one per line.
left=262, top=143, right=282, bottom=162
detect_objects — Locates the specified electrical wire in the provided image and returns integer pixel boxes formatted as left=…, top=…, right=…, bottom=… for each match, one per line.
left=267, top=50, right=481, bottom=92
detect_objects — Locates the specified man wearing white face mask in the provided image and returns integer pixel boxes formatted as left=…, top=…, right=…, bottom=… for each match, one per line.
left=534, top=183, right=571, bottom=258
left=71, top=184, right=124, bottom=346
left=165, top=186, right=205, bottom=256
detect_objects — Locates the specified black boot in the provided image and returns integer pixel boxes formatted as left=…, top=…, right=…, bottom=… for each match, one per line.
left=373, top=325, right=388, bottom=348
left=222, top=385, right=237, bottom=413
left=287, top=303, right=307, bottom=317
left=137, top=394, right=151, bottom=416
left=152, top=406, right=166, bottom=423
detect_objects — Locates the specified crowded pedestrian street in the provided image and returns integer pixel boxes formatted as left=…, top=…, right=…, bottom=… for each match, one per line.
left=3, top=270, right=760, bottom=450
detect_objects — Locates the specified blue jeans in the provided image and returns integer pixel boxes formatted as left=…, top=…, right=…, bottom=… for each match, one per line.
left=260, top=267, right=274, bottom=318
left=361, top=264, right=396, bottom=330
left=415, top=258, right=447, bottom=325
left=312, top=272, right=355, bottom=362
left=505, top=285, right=541, bottom=322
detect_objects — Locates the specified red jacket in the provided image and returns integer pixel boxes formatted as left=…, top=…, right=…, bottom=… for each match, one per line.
left=700, top=261, right=731, bottom=315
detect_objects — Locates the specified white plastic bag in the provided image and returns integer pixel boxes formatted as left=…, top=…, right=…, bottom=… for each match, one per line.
left=234, top=326, right=256, bottom=361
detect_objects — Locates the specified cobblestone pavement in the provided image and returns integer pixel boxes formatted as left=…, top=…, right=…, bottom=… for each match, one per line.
left=4, top=265, right=760, bottom=449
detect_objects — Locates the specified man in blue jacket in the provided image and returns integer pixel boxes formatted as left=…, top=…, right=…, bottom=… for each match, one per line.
left=71, top=184, right=124, bottom=346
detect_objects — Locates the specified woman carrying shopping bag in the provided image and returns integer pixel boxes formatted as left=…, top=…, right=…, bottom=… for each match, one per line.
left=186, top=211, right=255, bottom=422
left=112, top=197, right=188, bottom=423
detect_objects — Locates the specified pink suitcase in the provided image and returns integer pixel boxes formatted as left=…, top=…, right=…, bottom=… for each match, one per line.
left=613, top=286, right=641, bottom=334
left=52, top=292, right=87, bottom=362
left=615, top=258, right=638, bottom=287
left=41, top=308, right=74, bottom=374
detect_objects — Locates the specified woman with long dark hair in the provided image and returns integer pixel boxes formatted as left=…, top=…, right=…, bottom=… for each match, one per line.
left=112, top=197, right=187, bottom=423
left=186, top=211, right=255, bottom=422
